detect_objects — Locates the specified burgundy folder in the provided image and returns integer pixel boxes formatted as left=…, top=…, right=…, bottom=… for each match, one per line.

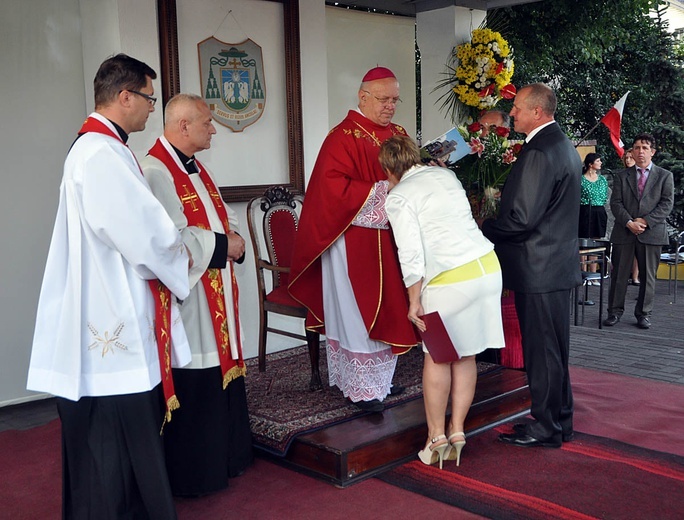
left=418, top=312, right=460, bottom=363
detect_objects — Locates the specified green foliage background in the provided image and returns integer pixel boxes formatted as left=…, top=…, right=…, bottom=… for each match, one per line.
left=491, top=0, right=684, bottom=231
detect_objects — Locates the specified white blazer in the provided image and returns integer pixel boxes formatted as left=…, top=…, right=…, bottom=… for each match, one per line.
left=386, top=165, right=494, bottom=289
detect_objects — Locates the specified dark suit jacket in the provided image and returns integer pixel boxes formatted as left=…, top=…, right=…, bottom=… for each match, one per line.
left=482, top=122, right=582, bottom=293
left=609, top=164, right=674, bottom=246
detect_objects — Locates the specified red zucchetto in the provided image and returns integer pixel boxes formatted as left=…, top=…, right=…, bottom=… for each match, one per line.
left=362, top=66, right=396, bottom=82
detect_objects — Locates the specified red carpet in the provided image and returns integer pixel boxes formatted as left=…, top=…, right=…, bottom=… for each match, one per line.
left=378, top=366, right=684, bottom=520
left=379, top=428, right=684, bottom=520
left=0, top=419, right=478, bottom=519
left=2, top=366, right=682, bottom=519
left=0, top=419, right=61, bottom=519
left=570, top=366, right=684, bottom=456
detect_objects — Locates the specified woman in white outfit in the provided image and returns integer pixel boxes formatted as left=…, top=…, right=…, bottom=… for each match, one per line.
left=380, top=135, right=505, bottom=468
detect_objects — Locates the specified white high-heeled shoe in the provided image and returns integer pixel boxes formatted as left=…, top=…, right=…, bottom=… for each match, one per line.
left=445, top=432, right=466, bottom=466
left=417, top=434, right=449, bottom=469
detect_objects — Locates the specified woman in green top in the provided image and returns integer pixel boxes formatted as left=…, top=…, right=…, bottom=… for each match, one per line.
left=579, top=153, right=608, bottom=239
left=579, top=153, right=608, bottom=280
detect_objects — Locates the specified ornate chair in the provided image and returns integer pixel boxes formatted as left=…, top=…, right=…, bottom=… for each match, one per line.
left=247, top=186, right=322, bottom=390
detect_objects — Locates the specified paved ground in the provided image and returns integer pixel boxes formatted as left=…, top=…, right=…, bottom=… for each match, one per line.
left=570, top=278, right=684, bottom=385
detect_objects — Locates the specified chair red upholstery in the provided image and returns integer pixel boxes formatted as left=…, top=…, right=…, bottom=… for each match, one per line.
left=247, top=186, right=321, bottom=390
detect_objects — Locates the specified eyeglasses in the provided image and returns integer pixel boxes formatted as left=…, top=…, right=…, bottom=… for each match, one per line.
left=127, top=90, right=157, bottom=106
left=362, top=90, right=402, bottom=106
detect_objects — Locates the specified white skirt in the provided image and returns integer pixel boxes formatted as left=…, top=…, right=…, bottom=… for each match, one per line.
left=421, top=270, right=505, bottom=358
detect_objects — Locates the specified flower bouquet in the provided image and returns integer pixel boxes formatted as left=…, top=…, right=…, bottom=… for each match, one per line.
left=453, top=121, right=523, bottom=218
left=435, top=28, right=516, bottom=123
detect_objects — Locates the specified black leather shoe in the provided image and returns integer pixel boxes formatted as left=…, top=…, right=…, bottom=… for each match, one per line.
left=389, top=385, right=405, bottom=396
left=637, top=316, right=651, bottom=329
left=512, top=423, right=528, bottom=434
left=577, top=299, right=595, bottom=306
left=352, top=399, right=385, bottom=412
left=512, top=423, right=574, bottom=442
left=499, top=432, right=561, bottom=448
left=603, top=315, right=620, bottom=326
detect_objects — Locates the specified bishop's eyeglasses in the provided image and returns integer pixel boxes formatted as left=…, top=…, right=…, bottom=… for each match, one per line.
left=362, top=90, right=402, bottom=106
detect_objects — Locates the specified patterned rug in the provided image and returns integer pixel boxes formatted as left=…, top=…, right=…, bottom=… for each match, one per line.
left=378, top=426, right=684, bottom=520
left=244, top=345, right=498, bottom=456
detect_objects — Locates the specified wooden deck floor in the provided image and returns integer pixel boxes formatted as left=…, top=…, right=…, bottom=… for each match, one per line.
left=257, top=366, right=530, bottom=487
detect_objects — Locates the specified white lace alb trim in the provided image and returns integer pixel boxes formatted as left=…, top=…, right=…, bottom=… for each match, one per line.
left=326, top=339, right=397, bottom=402
left=352, top=180, right=389, bottom=230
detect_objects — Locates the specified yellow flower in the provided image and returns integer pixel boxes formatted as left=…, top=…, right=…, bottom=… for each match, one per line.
left=450, top=28, right=515, bottom=109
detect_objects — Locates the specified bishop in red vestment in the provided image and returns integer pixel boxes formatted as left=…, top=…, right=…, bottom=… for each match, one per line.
left=289, top=67, right=418, bottom=412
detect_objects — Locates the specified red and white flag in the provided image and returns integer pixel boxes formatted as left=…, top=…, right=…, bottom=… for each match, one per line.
left=600, top=92, right=630, bottom=158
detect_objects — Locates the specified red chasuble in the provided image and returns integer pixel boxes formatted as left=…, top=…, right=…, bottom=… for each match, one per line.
left=288, top=110, right=419, bottom=353
left=78, top=117, right=179, bottom=427
left=147, top=139, right=246, bottom=388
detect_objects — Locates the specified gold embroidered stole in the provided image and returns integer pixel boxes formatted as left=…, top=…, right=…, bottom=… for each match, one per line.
left=78, top=117, right=179, bottom=427
left=148, top=139, right=245, bottom=388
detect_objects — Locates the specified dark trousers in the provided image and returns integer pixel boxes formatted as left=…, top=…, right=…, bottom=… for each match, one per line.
left=57, top=387, right=176, bottom=520
left=608, top=240, right=661, bottom=318
left=163, top=368, right=253, bottom=497
left=515, top=290, right=573, bottom=443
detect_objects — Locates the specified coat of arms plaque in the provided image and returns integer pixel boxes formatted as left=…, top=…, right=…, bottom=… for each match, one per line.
left=198, top=37, right=266, bottom=132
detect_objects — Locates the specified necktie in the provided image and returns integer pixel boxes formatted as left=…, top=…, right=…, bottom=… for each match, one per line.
left=637, top=168, right=647, bottom=198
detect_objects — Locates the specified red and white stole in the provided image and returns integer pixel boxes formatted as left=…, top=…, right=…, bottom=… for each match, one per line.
left=147, top=139, right=245, bottom=388
left=77, top=116, right=180, bottom=428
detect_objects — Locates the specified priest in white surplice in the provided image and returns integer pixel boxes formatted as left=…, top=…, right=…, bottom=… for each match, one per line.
left=27, top=54, right=192, bottom=519
left=141, top=93, right=252, bottom=496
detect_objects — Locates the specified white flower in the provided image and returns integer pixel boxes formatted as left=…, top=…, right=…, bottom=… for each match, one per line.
left=484, top=186, right=500, bottom=200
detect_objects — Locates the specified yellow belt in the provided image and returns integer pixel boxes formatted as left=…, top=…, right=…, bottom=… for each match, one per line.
left=428, top=250, right=500, bottom=286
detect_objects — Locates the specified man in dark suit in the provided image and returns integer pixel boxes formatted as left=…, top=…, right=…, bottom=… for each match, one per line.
left=604, top=134, right=674, bottom=329
left=482, top=83, right=581, bottom=448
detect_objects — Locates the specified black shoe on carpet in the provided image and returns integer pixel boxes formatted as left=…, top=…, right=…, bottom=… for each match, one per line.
left=389, top=385, right=405, bottom=396
left=637, top=316, right=651, bottom=329
left=499, top=432, right=561, bottom=448
left=352, top=399, right=385, bottom=412
left=512, top=423, right=574, bottom=442
left=603, top=315, right=620, bottom=326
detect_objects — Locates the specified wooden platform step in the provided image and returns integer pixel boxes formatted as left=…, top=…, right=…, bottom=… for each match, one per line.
left=257, top=367, right=530, bottom=487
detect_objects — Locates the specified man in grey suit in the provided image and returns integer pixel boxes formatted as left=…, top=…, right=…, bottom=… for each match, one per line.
left=482, top=83, right=581, bottom=448
left=604, top=134, right=674, bottom=329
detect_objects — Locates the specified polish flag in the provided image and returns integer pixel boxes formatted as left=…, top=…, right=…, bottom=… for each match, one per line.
left=600, top=92, right=630, bottom=158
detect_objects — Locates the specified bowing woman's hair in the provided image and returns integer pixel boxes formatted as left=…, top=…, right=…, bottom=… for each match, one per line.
left=94, top=53, right=157, bottom=108
left=582, top=153, right=601, bottom=174
left=378, top=135, right=421, bottom=180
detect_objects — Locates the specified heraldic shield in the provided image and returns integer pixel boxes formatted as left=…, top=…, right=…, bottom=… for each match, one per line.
left=198, top=37, right=266, bottom=132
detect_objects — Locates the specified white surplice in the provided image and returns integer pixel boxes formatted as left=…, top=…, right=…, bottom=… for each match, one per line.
left=27, top=114, right=191, bottom=400
left=140, top=136, right=243, bottom=368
